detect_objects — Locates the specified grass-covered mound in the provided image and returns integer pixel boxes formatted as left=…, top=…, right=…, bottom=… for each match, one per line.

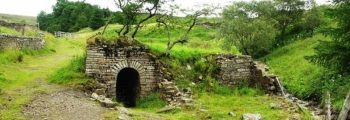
left=262, top=34, right=350, bottom=110
left=87, top=23, right=312, bottom=119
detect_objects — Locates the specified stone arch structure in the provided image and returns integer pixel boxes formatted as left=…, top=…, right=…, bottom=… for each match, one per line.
left=85, top=41, right=161, bottom=104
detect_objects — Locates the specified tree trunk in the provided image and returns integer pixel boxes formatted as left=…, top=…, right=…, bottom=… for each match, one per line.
left=325, top=91, right=332, bottom=120
left=338, top=91, right=350, bottom=120
left=102, top=18, right=112, bottom=36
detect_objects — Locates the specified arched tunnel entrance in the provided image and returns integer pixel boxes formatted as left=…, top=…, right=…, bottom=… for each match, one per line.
left=116, top=68, right=140, bottom=107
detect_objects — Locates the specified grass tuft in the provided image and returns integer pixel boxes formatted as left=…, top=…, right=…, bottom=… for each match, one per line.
left=136, top=93, right=166, bottom=110
left=48, top=55, right=89, bottom=85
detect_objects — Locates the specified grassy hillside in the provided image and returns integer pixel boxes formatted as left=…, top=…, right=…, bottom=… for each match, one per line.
left=0, top=13, right=36, bottom=25
left=91, top=24, right=313, bottom=119
left=262, top=34, right=350, bottom=110
left=262, top=35, right=326, bottom=98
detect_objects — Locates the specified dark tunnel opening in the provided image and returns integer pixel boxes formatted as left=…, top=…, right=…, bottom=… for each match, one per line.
left=116, top=68, right=140, bottom=107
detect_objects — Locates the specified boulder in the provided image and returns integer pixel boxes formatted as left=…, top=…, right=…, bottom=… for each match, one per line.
left=100, top=98, right=118, bottom=108
left=95, top=89, right=105, bottom=95
left=228, top=112, right=236, bottom=117
left=242, top=113, right=262, bottom=120
left=157, top=106, right=177, bottom=113
left=270, top=103, right=283, bottom=110
left=91, top=93, right=99, bottom=100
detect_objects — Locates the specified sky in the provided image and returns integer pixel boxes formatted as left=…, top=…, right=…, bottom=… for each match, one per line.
left=0, top=0, right=331, bottom=17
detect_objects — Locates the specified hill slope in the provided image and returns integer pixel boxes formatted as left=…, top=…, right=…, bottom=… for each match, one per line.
left=262, top=34, right=350, bottom=110
left=0, top=13, right=36, bottom=25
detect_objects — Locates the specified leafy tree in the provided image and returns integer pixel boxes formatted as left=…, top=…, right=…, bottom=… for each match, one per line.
left=309, top=0, right=350, bottom=76
left=220, top=1, right=278, bottom=58
left=114, top=0, right=169, bottom=39
left=37, top=0, right=114, bottom=33
left=273, top=0, right=306, bottom=45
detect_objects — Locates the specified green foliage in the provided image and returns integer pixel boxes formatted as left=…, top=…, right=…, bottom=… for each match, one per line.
left=220, top=1, right=277, bottom=58
left=0, top=32, right=57, bottom=64
left=306, top=0, right=350, bottom=110
left=308, top=0, right=350, bottom=76
left=136, top=93, right=166, bottom=109
left=221, top=8, right=277, bottom=57
left=48, top=55, right=88, bottom=85
left=37, top=0, right=116, bottom=33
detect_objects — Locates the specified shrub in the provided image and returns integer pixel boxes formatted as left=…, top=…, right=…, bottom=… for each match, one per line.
left=136, top=93, right=166, bottom=109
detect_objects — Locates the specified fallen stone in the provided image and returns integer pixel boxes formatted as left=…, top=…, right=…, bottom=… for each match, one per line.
left=228, top=112, right=236, bottom=117
left=95, top=89, right=105, bottom=95
left=242, top=113, right=262, bottom=120
left=117, top=107, right=132, bottom=120
left=270, top=103, right=283, bottom=110
left=199, top=109, right=208, bottom=112
left=91, top=93, right=99, bottom=100
left=100, top=98, right=118, bottom=108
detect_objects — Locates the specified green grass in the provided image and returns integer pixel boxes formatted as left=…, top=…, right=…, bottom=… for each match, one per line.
left=48, top=55, right=89, bottom=85
left=136, top=93, right=166, bottom=110
left=0, top=32, right=56, bottom=64
left=0, top=31, right=90, bottom=119
left=262, top=34, right=350, bottom=110
left=99, top=23, right=238, bottom=61
left=130, top=87, right=310, bottom=120
left=262, top=34, right=327, bottom=99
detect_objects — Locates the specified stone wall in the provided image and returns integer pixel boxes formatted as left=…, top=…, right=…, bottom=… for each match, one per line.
left=0, top=34, right=45, bottom=50
left=215, top=54, right=283, bottom=94
left=85, top=41, right=161, bottom=98
left=215, top=55, right=253, bottom=87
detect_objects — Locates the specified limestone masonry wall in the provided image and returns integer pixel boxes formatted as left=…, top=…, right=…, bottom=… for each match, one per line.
left=0, top=34, right=45, bottom=50
left=86, top=42, right=161, bottom=98
left=215, top=55, right=253, bottom=87
left=215, top=54, right=284, bottom=95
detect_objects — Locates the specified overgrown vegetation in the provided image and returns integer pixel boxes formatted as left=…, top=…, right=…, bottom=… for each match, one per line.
left=37, top=0, right=115, bottom=33
left=220, top=0, right=322, bottom=58
left=0, top=30, right=58, bottom=64
left=48, top=55, right=89, bottom=85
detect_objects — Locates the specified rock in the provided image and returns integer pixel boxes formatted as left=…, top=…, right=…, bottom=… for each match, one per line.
left=228, top=112, right=236, bottom=117
left=187, top=64, right=192, bottom=70
left=95, top=89, right=105, bottom=95
left=190, top=82, right=196, bottom=86
left=290, top=114, right=301, bottom=120
left=198, top=75, right=203, bottom=80
left=100, top=98, right=118, bottom=108
left=157, top=106, right=176, bottom=113
left=117, top=107, right=132, bottom=120
left=242, top=113, right=262, bottom=120
left=118, top=107, right=130, bottom=115
left=270, top=103, right=282, bottom=109
left=91, top=93, right=99, bottom=100
left=199, top=109, right=208, bottom=112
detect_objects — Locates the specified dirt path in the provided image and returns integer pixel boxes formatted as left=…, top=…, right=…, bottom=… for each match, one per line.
left=0, top=34, right=114, bottom=119
left=22, top=89, right=109, bottom=120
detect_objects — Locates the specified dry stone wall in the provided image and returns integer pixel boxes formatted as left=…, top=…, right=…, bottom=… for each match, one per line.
left=0, top=34, right=45, bottom=50
left=85, top=41, right=161, bottom=98
left=215, top=55, right=253, bottom=87
left=215, top=54, right=284, bottom=94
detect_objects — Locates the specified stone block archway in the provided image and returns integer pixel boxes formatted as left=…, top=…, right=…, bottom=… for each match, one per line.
left=86, top=42, right=161, bottom=102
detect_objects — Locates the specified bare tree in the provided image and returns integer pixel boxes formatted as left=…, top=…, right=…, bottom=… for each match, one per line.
left=156, top=6, right=215, bottom=56
left=113, top=0, right=168, bottom=39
